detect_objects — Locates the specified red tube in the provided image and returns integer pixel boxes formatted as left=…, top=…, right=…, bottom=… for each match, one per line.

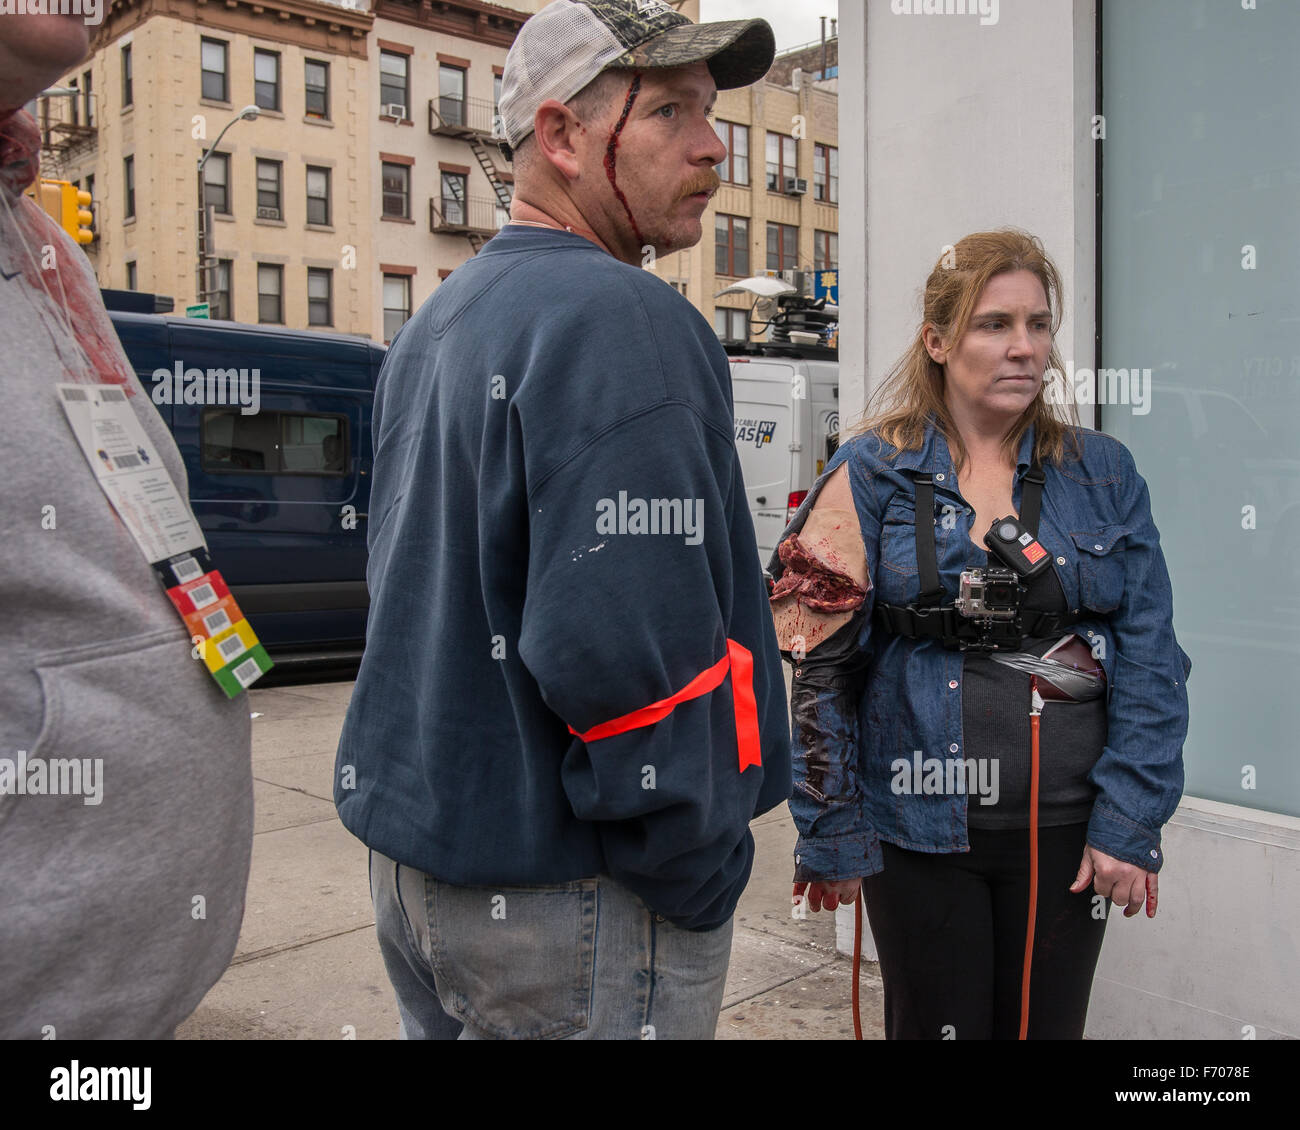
left=1019, top=678, right=1042, bottom=1040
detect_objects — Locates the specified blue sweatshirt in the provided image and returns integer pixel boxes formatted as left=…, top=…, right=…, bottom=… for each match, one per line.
left=334, top=225, right=791, bottom=930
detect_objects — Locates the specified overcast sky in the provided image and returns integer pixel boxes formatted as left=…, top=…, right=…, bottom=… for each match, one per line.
left=700, top=0, right=839, bottom=54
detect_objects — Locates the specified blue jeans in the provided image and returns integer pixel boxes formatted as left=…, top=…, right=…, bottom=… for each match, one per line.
left=368, top=849, right=734, bottom=1040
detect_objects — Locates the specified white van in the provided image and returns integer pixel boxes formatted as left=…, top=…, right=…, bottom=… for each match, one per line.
left=730, top=354, right=841, bottom=563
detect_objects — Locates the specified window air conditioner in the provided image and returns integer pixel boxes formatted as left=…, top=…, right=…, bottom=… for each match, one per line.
left=383, top=103, right=407, bottom=120
left=784, top=177, right=808, bottom=196
left=256, top=206, right=281, bottom=221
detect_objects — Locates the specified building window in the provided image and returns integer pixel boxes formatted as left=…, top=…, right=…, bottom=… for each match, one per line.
left=305, top=59, right=329, bottom=120
left=69, top=77, right=79, bottom=127
left=382, top=162, right=410, bottom=218
left=201, top=38, right=229, bottom=103
left=306, top=166, right=331, bottom=226
left=438, top=64, right=466, bottom=127
left=441, top=171, right=467, bottom=225
left=211, top=259, right=233, bottom=320
left=714, top=120, right=749, bottom=186
left=814, top=144, right=838, bottom=204
left=383, top=274, right=411, bottom=342
left=307, top=268, right=332, bottom=326
left=254, top=49, right=280, bottom=112
left=766, top=131, right=797, bottom=193
left=670, top=280, right=687, bottom=299
left=257, top=264, right=283, bottom=324
left=715, top=213, right=749, bottom=277
left=125, top=261, right=137, bottom=291
left=767, top=222, right=798, bottom=272
left=256, top=159, right=282, bottom=220
left=83, top=70, right=94, bottom=129
left=121, top=44, right=133, bottom=108
left=123, top=155, right=135, bottom=219
left=493, top=73, right=503, bottom=115
left=814, top=230, right=838, bottom=272
left=714, top=307, right=748, bottom=343
left=85, top=173, right=95, bottom=233
left=379, top=51, right=409, bottom=116
left=204, top=152, right=230, bottom=214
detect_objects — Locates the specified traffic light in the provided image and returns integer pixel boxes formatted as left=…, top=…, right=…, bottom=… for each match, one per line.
left=61, top=182, right=95, bottom=245
left=22, top=178, right=94, bottom=245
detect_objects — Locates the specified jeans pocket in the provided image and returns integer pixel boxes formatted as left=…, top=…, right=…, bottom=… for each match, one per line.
left=429, top=878, right=597, bottom=1039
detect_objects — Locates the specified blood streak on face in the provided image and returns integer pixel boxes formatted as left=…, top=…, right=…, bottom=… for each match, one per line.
left=603, top=71, right=646, bottom=249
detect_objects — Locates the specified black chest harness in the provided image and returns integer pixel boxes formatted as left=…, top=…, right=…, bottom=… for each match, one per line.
left=872, top=462, right=1083, bottom=652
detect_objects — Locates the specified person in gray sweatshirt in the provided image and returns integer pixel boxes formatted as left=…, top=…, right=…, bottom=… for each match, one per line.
left=0, top=13, right=253, bottom=1038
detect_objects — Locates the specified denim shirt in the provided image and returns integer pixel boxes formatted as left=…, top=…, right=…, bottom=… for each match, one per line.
left=775, top=422, right=1191, bottom=881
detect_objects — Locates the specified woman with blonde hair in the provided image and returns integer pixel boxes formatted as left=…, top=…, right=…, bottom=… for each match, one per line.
left=770, top=229, right=1190, bottom=1039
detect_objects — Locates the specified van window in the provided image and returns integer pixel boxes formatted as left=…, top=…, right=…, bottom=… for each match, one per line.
left=202, top=409, right=348, bottom=475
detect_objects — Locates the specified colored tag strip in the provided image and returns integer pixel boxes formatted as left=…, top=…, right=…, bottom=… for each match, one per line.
left=566, top=639, right=762, bottom=773
left=156, top=551, right=273, bottom=698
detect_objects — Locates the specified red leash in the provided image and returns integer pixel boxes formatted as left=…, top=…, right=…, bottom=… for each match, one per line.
left=852, top=890, right=864, bottom=1040
left=1019, top=679, right=1043, bottom=1040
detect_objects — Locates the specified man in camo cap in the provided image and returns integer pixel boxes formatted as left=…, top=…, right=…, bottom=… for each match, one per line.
left=343, top=0, right=788, bottom=1040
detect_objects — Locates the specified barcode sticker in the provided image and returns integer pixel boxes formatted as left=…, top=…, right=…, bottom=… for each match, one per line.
left=217, top=633, right=247, bottom=661
left=187, top=583, right=217, bottom=609
left=173, top=556, right=203, bottom=584
left=100, top=387, right=127, bottom=402
left=61, top=387, right=88, bottom=402
left=202, top=607, right=232, bottom=636
left=115, top=452, right=143, bottom=469
left=232, top=657, right=262, bottom=688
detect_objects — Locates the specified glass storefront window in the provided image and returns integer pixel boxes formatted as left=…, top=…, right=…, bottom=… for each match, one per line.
left=1103, top=0, right=1300, bottom=816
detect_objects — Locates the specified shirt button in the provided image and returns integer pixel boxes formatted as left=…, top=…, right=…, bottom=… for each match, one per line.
left=948, top=680, right=959, bottom=689
left=1086, top=631, right=1094, bottom=637
left=935, top=473, right=945, bottom=482
left=655, top=913, right=666, bottom=923
left=1056, top=556, right=1066, bottom=566
left=1094, top=544, right=1104, bottom=551
left=949, top=743, right=959, bottom=753
left=1149, top=850, right=1159, bottom=860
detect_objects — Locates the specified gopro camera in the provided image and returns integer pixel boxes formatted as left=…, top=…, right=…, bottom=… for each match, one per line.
left=955, top=567, right=1024, bottom=621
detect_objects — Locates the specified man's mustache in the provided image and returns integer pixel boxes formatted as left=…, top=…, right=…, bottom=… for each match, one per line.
left=679, top=170, right=721, bottom=199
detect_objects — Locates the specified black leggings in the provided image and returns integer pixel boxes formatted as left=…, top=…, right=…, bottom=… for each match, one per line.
left=861, top=822, right=1109, bottom=1040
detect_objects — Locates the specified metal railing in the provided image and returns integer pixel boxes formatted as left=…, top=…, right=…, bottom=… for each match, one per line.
left=429, top=194, right=507, bottom=235
left=428, top=95, right=501, bottom=138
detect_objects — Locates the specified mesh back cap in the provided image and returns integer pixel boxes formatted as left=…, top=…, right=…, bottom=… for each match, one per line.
left=498, top=0, right=775, bottom=155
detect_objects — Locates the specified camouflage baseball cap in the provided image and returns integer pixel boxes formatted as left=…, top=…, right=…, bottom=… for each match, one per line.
left=498, top=0, right=775, bottom=156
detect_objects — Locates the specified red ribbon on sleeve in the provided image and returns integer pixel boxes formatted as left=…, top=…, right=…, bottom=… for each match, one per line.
left=566, top=638, right=763, bottom=773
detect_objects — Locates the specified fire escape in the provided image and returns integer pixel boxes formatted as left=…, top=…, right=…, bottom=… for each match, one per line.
left=35, top=88, right=98, bottom=183
left=428, top=94, right=513, bottom=254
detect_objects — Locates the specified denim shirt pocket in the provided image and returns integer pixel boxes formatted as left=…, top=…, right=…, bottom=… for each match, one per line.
left=1070, top=525, right=1131, bottom=615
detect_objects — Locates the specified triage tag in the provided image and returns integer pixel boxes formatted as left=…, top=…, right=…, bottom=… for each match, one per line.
left=58, top=385, right=272, bottom=697
left=984, top=515, right=1052, bottom=580
left=57, top=384, right=205, bottom=563
left=158, top=554, right=274, bottom=697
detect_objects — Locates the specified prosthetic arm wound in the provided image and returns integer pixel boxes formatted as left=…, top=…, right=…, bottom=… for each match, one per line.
left=770, top=508, right=871, bottom=655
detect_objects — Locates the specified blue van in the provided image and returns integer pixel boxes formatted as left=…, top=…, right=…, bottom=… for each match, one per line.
left=108, top=300, right=384, bottom=669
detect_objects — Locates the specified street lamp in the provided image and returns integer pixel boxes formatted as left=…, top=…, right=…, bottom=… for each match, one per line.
left=196, top=105, right=259, bottom=314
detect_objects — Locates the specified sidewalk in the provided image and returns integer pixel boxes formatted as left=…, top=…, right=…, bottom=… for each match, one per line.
left=176, top=678, right=883, bottom=1040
